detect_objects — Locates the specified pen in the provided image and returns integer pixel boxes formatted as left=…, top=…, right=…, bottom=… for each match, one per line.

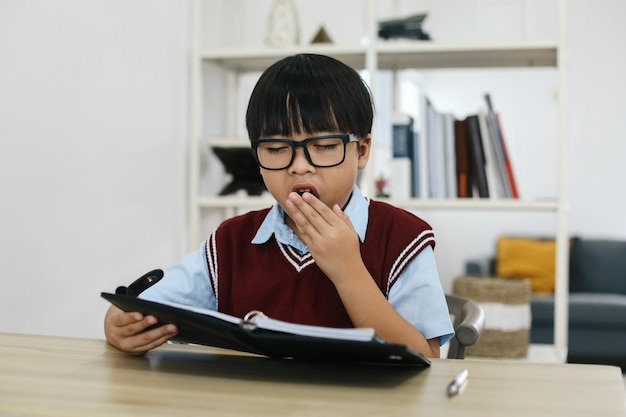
left=447, top=369, right=469, bottom=397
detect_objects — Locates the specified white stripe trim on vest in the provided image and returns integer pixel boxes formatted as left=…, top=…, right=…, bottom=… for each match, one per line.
left=207, top=231, right=219, bottom=308
left=285, top=244, right=313, bottom=264
left=278, top=241, right=316, bottom=272
left=386, top=230, right=435, bottom=295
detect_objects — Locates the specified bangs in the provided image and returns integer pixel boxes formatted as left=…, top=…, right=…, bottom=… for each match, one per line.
left=257, top=87, right=341, bottom=138
left=246, top=54, right=373, bottom=140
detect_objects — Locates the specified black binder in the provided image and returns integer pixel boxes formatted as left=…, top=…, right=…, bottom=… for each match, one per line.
left=101, top=291, right=431, bottom=366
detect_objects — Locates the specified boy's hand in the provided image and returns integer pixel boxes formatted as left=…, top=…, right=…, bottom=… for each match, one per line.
left=104, top=305, right=178, bottom=355
left=284, top=191, right=365, bottom=284
left=285, top=191, right=438, bottom=357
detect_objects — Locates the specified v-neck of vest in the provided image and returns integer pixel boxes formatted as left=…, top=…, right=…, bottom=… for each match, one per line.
left=277, top=241, right=316, bottom=272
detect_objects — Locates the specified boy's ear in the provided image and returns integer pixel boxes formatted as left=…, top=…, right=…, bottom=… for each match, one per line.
left=357, top=134, right=372, bottom=168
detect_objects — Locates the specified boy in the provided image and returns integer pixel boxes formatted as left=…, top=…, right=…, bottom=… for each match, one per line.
left=104, top=54, right=453, bottom=357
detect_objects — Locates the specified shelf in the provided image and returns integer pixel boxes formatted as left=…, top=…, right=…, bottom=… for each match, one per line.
left=197, top=196, right=559, bottom=212
left=199, top=41, right=558, bottom=72
left=378, top=198, right=559, bottom=211
left=375, top=41, right=558, bottom=69
left=199, top=45, right=368, bottom=72
left=198, top=196, right=274, bottom=209
left=191, top=0, right=569, bottom=366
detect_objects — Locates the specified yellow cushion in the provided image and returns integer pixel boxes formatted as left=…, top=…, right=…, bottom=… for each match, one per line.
left=496, top=237, right=556, bottom=293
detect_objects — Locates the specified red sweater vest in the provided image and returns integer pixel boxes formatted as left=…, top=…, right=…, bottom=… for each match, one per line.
left=205, top=199, right=434, bottom=328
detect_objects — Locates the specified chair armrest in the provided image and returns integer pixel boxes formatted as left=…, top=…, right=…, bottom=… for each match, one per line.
left=456, top=301, right=486, bottom=346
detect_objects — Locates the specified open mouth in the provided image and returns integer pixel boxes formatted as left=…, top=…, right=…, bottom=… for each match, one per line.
left=292, top=185, right=318, bottom=198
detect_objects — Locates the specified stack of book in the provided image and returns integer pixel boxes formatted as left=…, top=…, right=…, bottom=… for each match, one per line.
left=391, top=93, right=519, bottom=199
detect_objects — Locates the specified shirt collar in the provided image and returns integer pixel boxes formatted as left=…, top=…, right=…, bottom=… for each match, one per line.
left=251, top=185, right=369, bottom=251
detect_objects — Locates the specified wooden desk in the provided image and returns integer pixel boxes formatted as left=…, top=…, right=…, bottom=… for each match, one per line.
left=0, top=332, right=624, bottom=417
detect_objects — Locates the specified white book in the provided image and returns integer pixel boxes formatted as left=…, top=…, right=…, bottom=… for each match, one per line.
left=443, top=113, right=457, bottom=198
left=478, top=111, right=507, bottom=198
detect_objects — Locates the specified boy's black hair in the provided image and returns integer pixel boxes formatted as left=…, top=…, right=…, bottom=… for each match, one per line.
left=246, top=54, right=374, bottom=140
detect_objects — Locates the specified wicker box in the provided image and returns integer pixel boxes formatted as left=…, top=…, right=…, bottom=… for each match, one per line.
left=453, top=276, right=531, bottom=358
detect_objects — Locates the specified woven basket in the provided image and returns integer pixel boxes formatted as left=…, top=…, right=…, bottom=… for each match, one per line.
left=453, top=276, right=531, bottom=358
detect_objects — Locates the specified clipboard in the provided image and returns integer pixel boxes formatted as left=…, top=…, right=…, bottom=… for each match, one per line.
left=101, top=272, right=431, bottom=366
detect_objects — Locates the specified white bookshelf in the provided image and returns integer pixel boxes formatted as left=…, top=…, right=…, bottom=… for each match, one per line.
left=189, top=0, right=569, bottom=362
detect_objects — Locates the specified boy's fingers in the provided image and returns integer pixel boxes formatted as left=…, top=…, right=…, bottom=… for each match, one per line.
left=286, top=197, right=326, bottom=239
left=333, top=204, right=354, bottom=230
left=107, top=306, right=143, bottom=327
left=117, top=324, right=178, bottom=355
left=139, top=324, right=178, bottom=349
left=288, top=192, right=338, bottom=227
left=120, top=315, right=158, bottom=337
left=301, top=192, right=337, bottom=220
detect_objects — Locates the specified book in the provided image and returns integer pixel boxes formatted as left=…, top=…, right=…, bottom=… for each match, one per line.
left=454, top=119, right=472, bottom=198
left=101, top=291, right=431, bottom=366
left=424, top=99, right=447, bottom=199
left=417, top=94, right=430, bottom=199
left=483, top=94, right=518, bottom=198
left=411, top=129, right=421, bottom=198
left=442, top=113, right=457, bottom=198
left=478, top=111, right=507, bottom=198
left=423, top=101, right=457, bottom=199
left=392, top=114, right=414, bottom=159
left=391, top=113, right=415, bottom=200
left=464, top=115, right=489, bottom=198
left=495, top=113, right=520, bottom=198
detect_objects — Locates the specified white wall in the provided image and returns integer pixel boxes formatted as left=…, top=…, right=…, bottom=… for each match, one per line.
left=0, top=0, right=624, bottom=339
left=567, top=0, right=626, bottom=239
left=0, top=1, right=188, bottom=338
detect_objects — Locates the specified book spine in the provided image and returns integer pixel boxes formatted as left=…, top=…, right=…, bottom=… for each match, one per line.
left=425, top=101, right=448, bottom=199
left=391, top=116, right=414, bottom=200
left=454, top=119, right=472, bottom=198
left=495, top=113, right=519, bottom=198
left=465, top=115, right=489, bottom=198
left=411, top=129, right=420, bottom=198
left=443, top=113, right=457, bottom=198
left=484, top=94, right=515, bottom=198
left=479, top=111, right=510, bottom=198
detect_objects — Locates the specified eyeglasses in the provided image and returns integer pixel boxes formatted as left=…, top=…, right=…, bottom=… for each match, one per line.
left=251, top=134, right=359, bottom=170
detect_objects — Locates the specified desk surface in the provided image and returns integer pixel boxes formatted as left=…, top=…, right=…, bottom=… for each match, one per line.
left=0, top=332, right=624, bottom=417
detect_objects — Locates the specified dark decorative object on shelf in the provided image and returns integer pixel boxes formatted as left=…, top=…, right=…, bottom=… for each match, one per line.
left=211, top=146, right=266, bottom=196
left=378, top=14, right=431, bottom=41
left=310, top=25, right=333, bottom=44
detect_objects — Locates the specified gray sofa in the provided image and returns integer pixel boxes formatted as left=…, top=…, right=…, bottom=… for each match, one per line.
left=466, top=237, right=626, bottom=367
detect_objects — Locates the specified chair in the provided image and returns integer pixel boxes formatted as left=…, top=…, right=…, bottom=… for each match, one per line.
left=445, top=294, right=486, bottom=359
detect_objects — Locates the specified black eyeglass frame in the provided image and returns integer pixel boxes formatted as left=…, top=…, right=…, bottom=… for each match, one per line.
left=250, top=133, right=360, bottom=170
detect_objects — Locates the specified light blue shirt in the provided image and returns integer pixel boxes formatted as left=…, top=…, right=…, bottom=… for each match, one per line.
left=141, top=186, right=453, bottom=345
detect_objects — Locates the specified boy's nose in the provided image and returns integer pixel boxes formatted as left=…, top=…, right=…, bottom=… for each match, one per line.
left=289, top=147, right=314, bottom=172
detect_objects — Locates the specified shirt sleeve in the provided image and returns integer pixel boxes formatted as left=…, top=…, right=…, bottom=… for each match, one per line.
left=139, top=241, right=216, bottom=310
left=388, top=245, right=454, bottom=346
